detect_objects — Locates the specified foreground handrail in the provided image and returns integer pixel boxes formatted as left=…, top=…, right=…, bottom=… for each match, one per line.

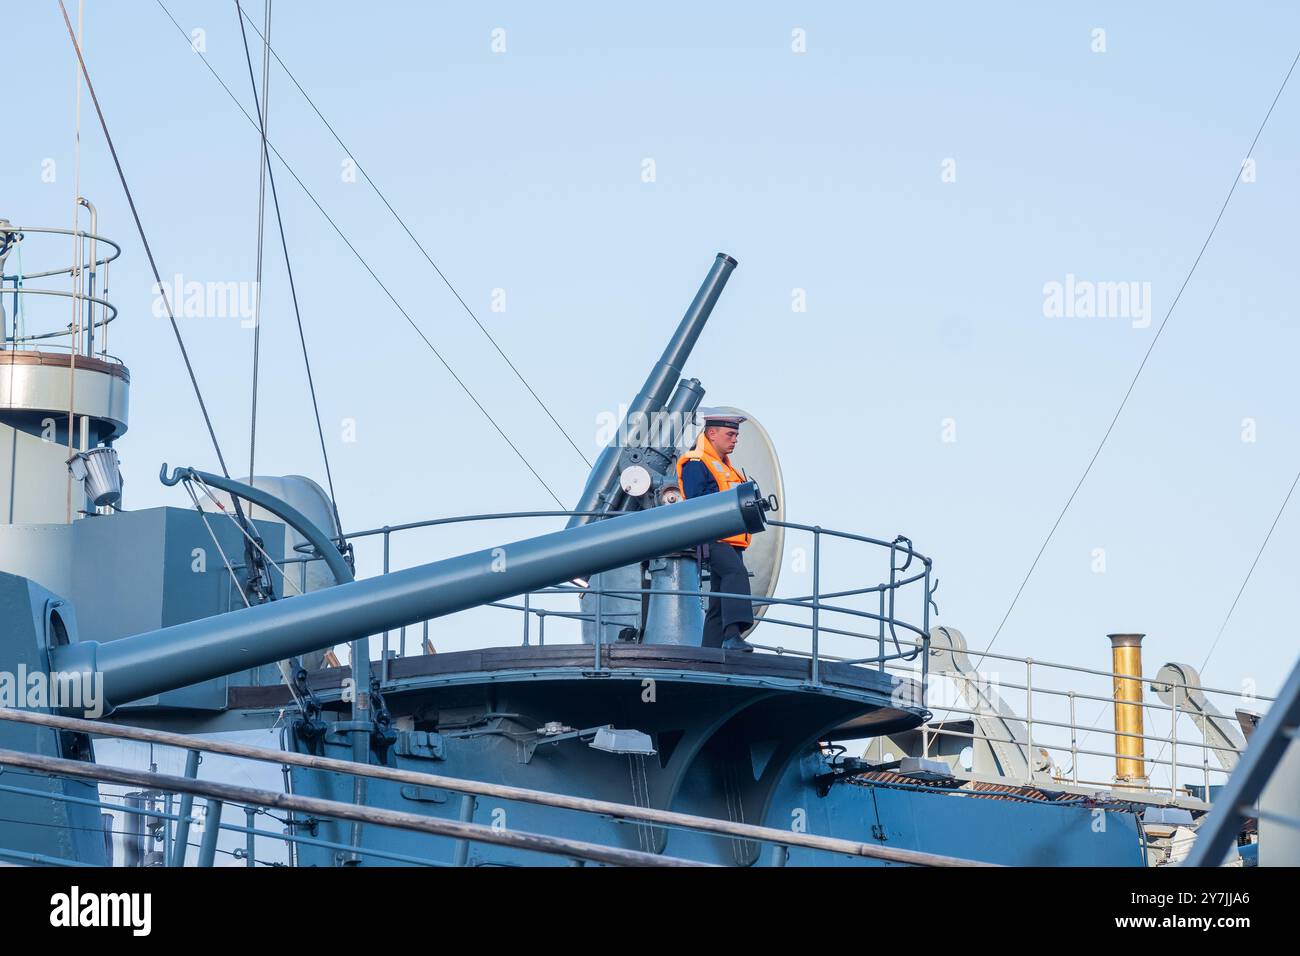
left=0, top=746, right=703, bottom=868
left=0, top=708, right=995, bottom=867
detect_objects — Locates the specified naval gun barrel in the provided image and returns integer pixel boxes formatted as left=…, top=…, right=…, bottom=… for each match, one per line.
left=52, top=483, right=769, bottom=712
left=567, top=253, right=737, bottom=527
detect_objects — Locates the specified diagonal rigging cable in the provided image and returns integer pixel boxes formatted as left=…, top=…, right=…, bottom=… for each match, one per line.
left=235, top=0, right=346, bottom=534
left=1137, top=464, right=1300, bottom=773
left=59, top=0, right=271, bottom=598
left=153, top=0, right=567, bottom=508
left=56, top=1, right=233, bottom=481
left=246, top=0, right=271, bottom=484
left=966, top=43, right=1300, bottom=675
left=923, top=42, right=1300, bottom=753
left=182, top=479, right=251, bottom=609
left=235, top=3, right=592, bottom=470
left=1196, top=468, right=1300, bottom=676
left=1061, top=464, right=1300, bottom=778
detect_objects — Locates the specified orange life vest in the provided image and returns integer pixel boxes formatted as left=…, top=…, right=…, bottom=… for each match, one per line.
left=675, top=432, right=751, bottom=549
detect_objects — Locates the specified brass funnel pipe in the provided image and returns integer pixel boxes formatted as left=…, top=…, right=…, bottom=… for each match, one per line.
left=1109, top=633, right=1148, bottom=786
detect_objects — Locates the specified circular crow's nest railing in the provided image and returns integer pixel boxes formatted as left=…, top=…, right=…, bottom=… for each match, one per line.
left=1, top=222, right=123, bottom=359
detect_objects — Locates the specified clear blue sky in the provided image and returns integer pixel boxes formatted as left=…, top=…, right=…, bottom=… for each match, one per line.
left=6, top=2, right=1300, bottom=783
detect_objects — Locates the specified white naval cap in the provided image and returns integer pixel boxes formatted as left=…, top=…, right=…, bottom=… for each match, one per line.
left=698, top=409, right=748, bottom=429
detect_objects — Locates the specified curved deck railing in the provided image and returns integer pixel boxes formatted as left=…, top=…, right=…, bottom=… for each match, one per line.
left=1, top=222, right=122, bottom=359
left=231, top=508, right=937, bottom=702
left=215, top=503, right=1281, bottom=804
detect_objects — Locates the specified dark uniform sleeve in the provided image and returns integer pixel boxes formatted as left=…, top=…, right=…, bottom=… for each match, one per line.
left=680, top=460, right=719, bottom=499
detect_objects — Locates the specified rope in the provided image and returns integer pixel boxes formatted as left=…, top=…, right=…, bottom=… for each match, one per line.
left=246, top=0, right=272, bottom=483
left=234, top=3, right=592, bottom=471
left=185, top=478, right=308, bottom=712
left=182, top=481, right=250, bottom=609
left=57, top=1, right=235, bottom=481
left=154, top=0, right=568, bottom=510
left=1199, top=467, right=1300, bottom=675
left=189, top=474, right=303, bottom=596
left=234, top=0, right=347, bottom=536
left=65, top=0, right=84, bottom=524
left=966, top=42, right=1300, bottom=675
left=1144, top=465, right=1300, bottom=771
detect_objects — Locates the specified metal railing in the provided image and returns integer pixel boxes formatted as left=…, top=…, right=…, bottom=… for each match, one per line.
left=1, top=221, right=122, bottom=360
left=214, top=504, right=1279, bottom=805
left=225, top=508, right=938, bottom=698
left=843, top=634, right=1277, bottom=801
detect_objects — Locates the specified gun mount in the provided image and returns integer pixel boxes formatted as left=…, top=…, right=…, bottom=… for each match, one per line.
left=50, top=482, right=769, bottom=714
left=568, top=253, right=736, bottom=527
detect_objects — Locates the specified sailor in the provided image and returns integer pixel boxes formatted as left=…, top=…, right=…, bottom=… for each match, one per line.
left=675, top=413, right=756, bottom=652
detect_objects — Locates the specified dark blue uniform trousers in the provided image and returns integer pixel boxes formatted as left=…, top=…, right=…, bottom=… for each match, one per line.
left=703, top=543, right=755, bottom=648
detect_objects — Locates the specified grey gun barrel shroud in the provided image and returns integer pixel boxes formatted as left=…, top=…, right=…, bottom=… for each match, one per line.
left=567, top=253, right=737, bottom=527
left=52, top=482, right=768, bottom=711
